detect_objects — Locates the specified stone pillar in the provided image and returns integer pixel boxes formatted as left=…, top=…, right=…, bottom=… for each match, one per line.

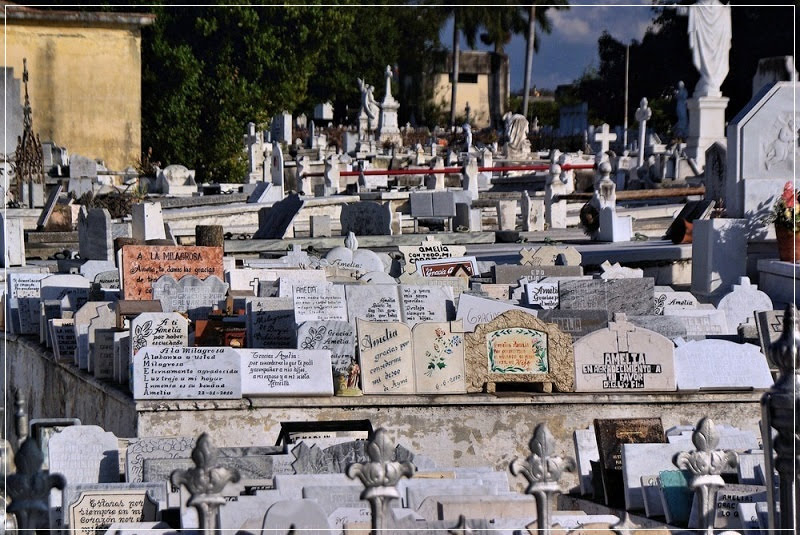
left=324, top=155, right=341, bottom=195
left=545, top=163, right=567, bottom=229
left=496, top=200, right=516, bottom=231
left=462, top=155, right=479, bottom=201
left=685, top=96, right=728, bottom=170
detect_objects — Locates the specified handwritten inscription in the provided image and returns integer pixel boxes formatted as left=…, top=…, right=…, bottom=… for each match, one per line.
left=121, top=245, right=223, bottom=300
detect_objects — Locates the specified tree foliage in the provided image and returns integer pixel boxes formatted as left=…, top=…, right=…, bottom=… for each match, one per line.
left=566, top=2, right=795, bottom=139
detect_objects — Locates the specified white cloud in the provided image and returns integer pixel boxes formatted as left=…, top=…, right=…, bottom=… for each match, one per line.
left=549, top=6, right=653, bottom=46
left=549, top=9, right=593, bottom=44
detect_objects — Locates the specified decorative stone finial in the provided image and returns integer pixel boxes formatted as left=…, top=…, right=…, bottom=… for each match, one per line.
left=673, top=418, right=737, bottom=534
left=346, top=428, right=415, bottom=532
left=6, top=438, right=66, bottom=533
left=510, top=423, right=576, bottom=532
left=171, top=433, right=240, bottom=535
left=344, top=231, right=358, bottom=251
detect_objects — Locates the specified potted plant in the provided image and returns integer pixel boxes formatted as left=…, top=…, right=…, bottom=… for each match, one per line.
left=770, top=181, right=800, bottom=263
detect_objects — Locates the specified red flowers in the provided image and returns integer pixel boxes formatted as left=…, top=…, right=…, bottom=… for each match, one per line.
left=781, top=181, right=797, bottom=209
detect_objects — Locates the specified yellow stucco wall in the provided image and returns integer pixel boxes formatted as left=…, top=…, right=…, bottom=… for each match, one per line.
left=5, top=21, right=143, bottom=171
left=432, top=73, right=491, bottom=128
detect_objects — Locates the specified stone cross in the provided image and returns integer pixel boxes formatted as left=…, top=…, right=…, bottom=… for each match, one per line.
left=244, top=122, right=260, bottom=174
left=635, top=98, right=652, bottom=166
left=383, top=64, right=395, bottom=104
left=594, top=123, right=617, bottom=156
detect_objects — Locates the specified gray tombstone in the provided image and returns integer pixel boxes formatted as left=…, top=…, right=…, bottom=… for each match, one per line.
left=78, top=207, right=114, bottom=262
left=340, top=201, right=393, bottom=236
left=151, top=275, right=228, bottom=320
left=253, top=193, right=304, bottom=239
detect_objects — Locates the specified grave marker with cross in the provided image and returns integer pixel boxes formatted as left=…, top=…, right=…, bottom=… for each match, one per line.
left=594, top=123, right=617, bottom=157
left=635, top=98, right=652, bottom=167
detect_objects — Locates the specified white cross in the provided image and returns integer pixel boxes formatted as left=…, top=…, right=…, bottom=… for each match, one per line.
left=635, top=98, right=652, bottom=166
left=594, top=123, right=617, bottom=155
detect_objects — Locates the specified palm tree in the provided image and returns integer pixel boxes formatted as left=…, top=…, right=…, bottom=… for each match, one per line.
left=522, top=2, right=569, bottom=119
left=448, top=7, right=483, bottom=129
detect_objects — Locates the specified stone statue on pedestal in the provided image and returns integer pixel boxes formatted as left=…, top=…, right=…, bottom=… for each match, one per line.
left=674, top=0, right=732, bottom=98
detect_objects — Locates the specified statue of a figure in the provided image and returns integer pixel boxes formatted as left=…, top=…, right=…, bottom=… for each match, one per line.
left=673, top=0, right=732, bottom=98
left=357, top=78, right=379, bottom=131
left=463, top=123, right=472, bottom=152
left=675, top=81, right=689, bottom=137
left=502, top=112, right=530, bottom=152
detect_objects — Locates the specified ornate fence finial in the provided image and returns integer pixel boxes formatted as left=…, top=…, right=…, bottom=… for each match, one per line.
left=6, top=437, right=66, bottom=533
left=14, top=388, right=28, bottom=448
left=346, top=428, right=415, bottom=533
left=170, top=433, right=240, bottom=535
left=510, top=423, right=576, bottom=534
left=673, top=417, right=737, bottom=535
left=761, top=304, right=800, bottom=532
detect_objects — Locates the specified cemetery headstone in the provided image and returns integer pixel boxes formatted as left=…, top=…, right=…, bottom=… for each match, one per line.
left=345, top=284, right=401, bottom=322
left=673, top=339, right=773, bottom=390
left=131, top=202, right=166, bottom=242
left=50, top=318, right=77, bottom=361
left=398, top=236, right=466, bottom=275
left=240, top=349, right=334, bottom=396
left=559, top=278, right=655, bottom=316
left=573, top=315, right=676, bottom=392
left=6, top=271, right=48, bottom=334
left=340, top=201, right=393, bottom=236
left=68, top=488, right=160, bottom=534
left=253, top=193, right=304, bottom=239
left=297, top=320, right=356, bottom=377
left=717, top=277, right=774, bottom=333
left=78, top=207, right=114, bottom=262
left=292, top=283, right=348, bottom=323
left=130, top=312, right=189, bottom=357
left=356, top=319, right=415, bottom=394
left=593, top=418, right=665, bottom=508
left=245, top=297, right=296, bottom=349
left=412, top=321, right=467, bottom=394
left=519, top=246, right=582, bottom=266
left=399, top=285, right=453, bottom=327
left=465, top=310, right=574, bottom=393
left=132, top=346, right=241, bottom=400
left=121, top=245, right=224, bottom=300
left=151, top=274, right=228, bottom=320
left=755, top=309, right=784, bottom=367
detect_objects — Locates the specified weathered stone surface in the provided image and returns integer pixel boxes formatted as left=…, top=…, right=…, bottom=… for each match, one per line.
left=465, top=310, right=574, bottom=393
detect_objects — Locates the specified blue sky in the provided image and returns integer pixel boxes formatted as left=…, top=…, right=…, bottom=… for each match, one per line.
left=439, top=2, right=659, bottom=92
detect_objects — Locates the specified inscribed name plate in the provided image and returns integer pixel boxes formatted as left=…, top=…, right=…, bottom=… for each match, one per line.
left=130, top=313, right=189, bottom=356
left=654, top=291, right=698, bottom=315
left=412, top=322, right=466, bottom=393
left=133, top=346, right=241, bottom=400
left=69, top=490, right=159, bottom=535
left=525, top=282, right=559, bottom=309
left=121, top=245, right=224, bottom=300
left=713, top=484, right=767, bottom=530
left=399, top=285, right=453, bottom=327
left=151, top=275, right=228, bottom=320
left=50, top=319, right=77, bottom=361
left=7, top=272, right=48, bottom=334
left=417, top=256, right=478, bottom=279
left=399, top=236, right=466, bottom=274
left=345, top=284, right=401, bottom=322
left=559, top=278, right=655, bottom=316
left=493, top=264, right=584, bottom=285
left=246, top=297, right=296, bottom=349
left=240, top=349, right=333, bottom=396
left=673, top=340, right=773, bottom=390
left=357, top=319, right=414, bottom=394
left=292, top=283, right=348, bottom=323
left=93, top=329, right=117, bottom=380
left=297, top=321, right=356, bottom=375
left=573, top=318, right=676, bottom=392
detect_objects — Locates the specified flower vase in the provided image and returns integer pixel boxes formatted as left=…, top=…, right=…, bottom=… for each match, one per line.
left=775, top=225, right=800, bottom=263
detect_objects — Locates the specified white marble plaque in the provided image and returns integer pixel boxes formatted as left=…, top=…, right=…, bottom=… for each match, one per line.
left=357, top=319, right=414, bottom=394
left=132, top=346, right=241, bottom=400
left=240, top=349, right=333, bottom=396
left=292, top=283, right=348, bottom=323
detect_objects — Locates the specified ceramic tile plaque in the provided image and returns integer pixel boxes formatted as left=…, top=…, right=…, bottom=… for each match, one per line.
left=121, top=245, right=224, bottom=300
left=486, top=327, right=548, bottom=374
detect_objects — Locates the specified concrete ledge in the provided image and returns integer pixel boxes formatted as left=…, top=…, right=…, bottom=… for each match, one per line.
left=5, top=334, right=764, bottom=492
